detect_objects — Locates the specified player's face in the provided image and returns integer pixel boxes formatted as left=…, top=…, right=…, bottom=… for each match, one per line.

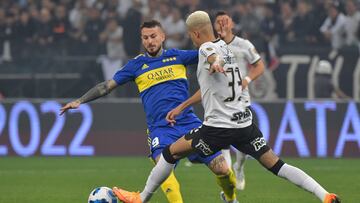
left=141, top=26, right=165, bottom=56
left=328, top=7, right=338, bottom=19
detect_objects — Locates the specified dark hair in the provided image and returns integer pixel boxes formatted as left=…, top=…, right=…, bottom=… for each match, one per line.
left=140, top=20, right=163, bottom=30
left=330, top=0, right=341, bottom=10
left=215, top=11, right=229, bottom=18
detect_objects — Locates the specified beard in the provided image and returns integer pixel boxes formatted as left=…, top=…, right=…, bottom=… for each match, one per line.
left=146, top=46, right=162, bottom=57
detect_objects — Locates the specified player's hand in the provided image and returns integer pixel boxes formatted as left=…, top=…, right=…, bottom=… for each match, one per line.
left=217, top=17, right=229, bottom=39
left=60, top=100, right=81, bottom=115
left=323, top=31, right=332, bottom=40
left=209, top=63, right=225, bottom=75
left=241, top=79, right=249, bottom=90
left=166, top=107, right=182, bottom=126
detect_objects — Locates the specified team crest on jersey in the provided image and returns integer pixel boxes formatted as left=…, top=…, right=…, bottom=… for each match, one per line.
left=251, top=137, right=266, bottom=151
left=223, top=46, right=235, bottom=64
left=206, top=47, right=213, bottom=51
left=251, top=48, right=258, bottom=55
left=249, top=48, right=259, bottom=59
left=195, top=139, right=213, bottom=155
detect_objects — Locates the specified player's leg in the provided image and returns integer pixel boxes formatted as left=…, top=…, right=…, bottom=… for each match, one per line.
left=208, top=155, right=237, bottom=203
left=141, top=135, right=195, bottom=202
left=222, top=147, right=247, bottom=191
left=187, top=126, right=237, bottom=203
left=233, top=148, right=246, bottom=190
left=235, top=124, right=340, bottom=203
left=151, top=156, right=183, bottom=203
left=182, top=122, right=237, bottom=203
left=113, top=136, right=194, bottom=203
left=160, top=172, right=182, bottom=203
left=221, top=149, right=232, bottom=167
left=231, top=106, right=256, bottom=190
left=188, top=151, right=237, bottom=203
left=258, top=150, right=340, bottom=203
left=148, top=128, right=184, bottom=203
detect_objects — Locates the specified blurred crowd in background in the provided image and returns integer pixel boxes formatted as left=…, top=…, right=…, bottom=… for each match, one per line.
left=0, top=0, right=359, bottom=98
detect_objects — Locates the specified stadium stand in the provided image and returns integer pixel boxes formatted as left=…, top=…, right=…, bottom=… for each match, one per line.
left=0, top=0, right=359, bottom=99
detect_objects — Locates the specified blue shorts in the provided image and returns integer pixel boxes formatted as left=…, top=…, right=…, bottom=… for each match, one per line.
left=148, top=121, right=221, bottom=165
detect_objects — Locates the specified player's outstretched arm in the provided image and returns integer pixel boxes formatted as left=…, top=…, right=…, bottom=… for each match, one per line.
left=60, top=79, right=118, bottom=115
left=207, top=54, right=225, bottom=74
left=242, top=59, right=265, bottom=89
left=166, top=89, right=202, bottom=125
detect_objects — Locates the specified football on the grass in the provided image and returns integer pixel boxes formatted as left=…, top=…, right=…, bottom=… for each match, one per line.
left=88, top=186, right=118, bottom=203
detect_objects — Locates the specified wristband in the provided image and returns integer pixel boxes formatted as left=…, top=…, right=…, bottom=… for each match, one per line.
left=244, top=76, right=252, bottom=83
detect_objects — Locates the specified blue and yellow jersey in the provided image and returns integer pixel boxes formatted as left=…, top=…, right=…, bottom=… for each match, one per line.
left=113, top=49, right=200, bottom=129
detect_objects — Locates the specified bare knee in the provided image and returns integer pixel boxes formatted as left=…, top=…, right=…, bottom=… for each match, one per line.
left=258, top=149, right=280, bottom=169
left=208, top=155, right=230, bottom=176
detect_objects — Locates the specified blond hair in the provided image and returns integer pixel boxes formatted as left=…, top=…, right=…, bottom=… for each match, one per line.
left=185, top=11, right=211, bottom=30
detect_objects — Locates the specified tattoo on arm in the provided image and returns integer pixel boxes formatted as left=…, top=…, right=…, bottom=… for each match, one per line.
left=78, top=81, right=112, bottom=104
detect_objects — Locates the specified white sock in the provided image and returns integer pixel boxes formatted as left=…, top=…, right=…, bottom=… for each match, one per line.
left=140, top=154, right=175, bottom=202
left=234, top=150, right=246, bottom=172
left=278, top=163, right=328, bottom=201
left=222, top=149, right=232, bottom=168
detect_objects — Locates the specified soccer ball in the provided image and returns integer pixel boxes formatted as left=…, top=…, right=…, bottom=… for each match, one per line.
left=88, top=186, right=118, bottom=203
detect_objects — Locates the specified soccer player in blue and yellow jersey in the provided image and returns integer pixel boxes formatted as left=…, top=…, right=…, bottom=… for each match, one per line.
left=60, top=20, right=237, bottom=203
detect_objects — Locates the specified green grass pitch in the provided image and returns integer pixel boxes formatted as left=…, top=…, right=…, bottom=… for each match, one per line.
left=0, top=157, right=358, bottom=203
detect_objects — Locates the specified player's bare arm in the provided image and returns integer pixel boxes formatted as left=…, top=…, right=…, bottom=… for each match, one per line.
left=207, top=54, right=225, bottom=74
left=166, top=90, right=202, bottom=124
left=242, top=59, right=265, bottom=89
left=60, top=79, right=118, bottom=115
